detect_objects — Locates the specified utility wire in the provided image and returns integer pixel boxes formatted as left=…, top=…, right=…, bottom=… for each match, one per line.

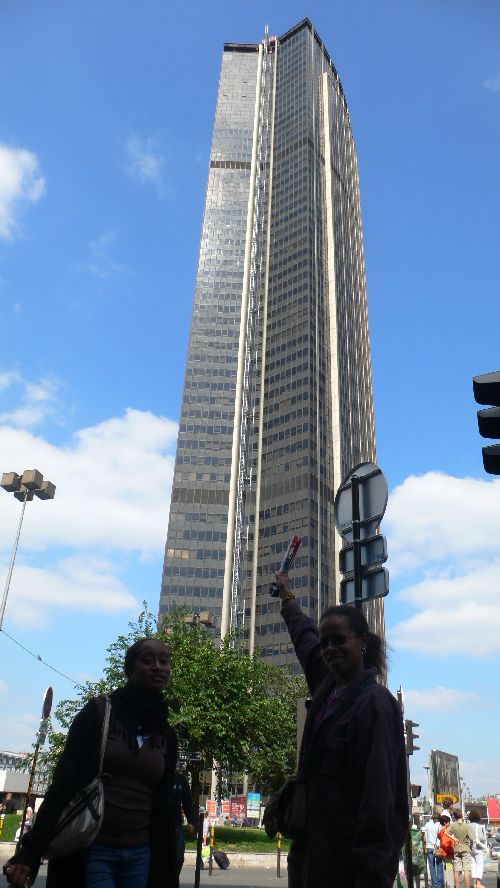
left=0, top=627, right=86, bottom=690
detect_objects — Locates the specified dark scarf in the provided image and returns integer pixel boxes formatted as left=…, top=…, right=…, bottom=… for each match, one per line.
left=109, top=682, right=169, bottom=749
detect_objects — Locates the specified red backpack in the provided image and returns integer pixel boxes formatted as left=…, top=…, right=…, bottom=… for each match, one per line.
left=438, top=827, right=455, bottom=858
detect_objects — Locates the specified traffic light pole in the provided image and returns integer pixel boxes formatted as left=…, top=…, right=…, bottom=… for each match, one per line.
left=351, top=475, right=362, bottom=611
left=397, top=689, right=414, bottom=888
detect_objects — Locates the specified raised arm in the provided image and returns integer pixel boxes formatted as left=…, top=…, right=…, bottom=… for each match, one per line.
left=275, top=574, right=329, bottom=694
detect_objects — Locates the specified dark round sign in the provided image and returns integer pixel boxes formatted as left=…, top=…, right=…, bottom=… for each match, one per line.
left=42, top=686, right=53, bottom=719
left=333, top=462, right=388, bottom=541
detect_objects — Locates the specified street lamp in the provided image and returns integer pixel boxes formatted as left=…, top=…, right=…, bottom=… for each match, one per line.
left=0, top=469, right=56, bottom=630
left=184, top=611, right=217, bottom=629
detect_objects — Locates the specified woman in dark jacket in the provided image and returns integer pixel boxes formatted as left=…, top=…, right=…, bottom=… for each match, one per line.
left=4, top=638, right=179, bottom=888
left=274, top=573, right=408, bottom=888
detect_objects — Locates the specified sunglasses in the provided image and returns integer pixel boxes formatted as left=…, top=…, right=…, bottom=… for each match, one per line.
left=319, top=633, right=356, bottom=648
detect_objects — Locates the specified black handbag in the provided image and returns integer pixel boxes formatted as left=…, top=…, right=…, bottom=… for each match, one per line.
left=45, top=696, right=111, bottom=859
left=263, top=775, right=308, bottom=840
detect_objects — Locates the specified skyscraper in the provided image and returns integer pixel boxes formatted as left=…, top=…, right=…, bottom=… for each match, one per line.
left=160, top=19, right=382, bottom=670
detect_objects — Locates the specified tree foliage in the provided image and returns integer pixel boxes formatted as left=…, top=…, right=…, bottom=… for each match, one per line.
left=40, top=606, right=307, bottom=799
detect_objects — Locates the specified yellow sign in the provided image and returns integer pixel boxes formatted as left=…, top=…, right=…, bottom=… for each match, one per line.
left=436, top=793, right=458, bottom=804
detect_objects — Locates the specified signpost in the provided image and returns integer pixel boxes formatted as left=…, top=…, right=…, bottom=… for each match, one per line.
left=18, top=687, right=53, bottom=845
left=334, top=462, right=389, bottom=610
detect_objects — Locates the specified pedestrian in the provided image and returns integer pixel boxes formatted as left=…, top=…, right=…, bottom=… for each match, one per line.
left=3, top=638, right=178, bottom=888
left=445, top=809, right=473, bottom=888
left=441, top=798, right=455, bottom=820
left=172, top=768, right=195, bottom=874
left=1, top=793, right=17, bottom=815
left=24, top=796, right=34, bottom=828
left=468, top=809, right=487, bottom=888
left=423, top=811, right=443, bottom=888
left=272, top=573, right=408, bottom=888
left=437, top=815, right=455, bottom=888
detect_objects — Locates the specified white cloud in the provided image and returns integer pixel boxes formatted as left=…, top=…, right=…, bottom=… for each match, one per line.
left=0, top=406, right=178, bottom=553
left=4, top=556, right=138, bottom=628
left=391, top=569, right=500, bottom=656
left=0, top=370, right=61, bottom=428
left=386, top=472, right=500, bottom=657
left=0, top=677, right=8, bottom=694
left=0, top=144, right=46, bottom=239
left=82, top=228, right=130, bottom=279
left=125, top=134, right=166, bottom=193
left=404, top=687, right=478, bottom=712
left=386, top=472, right=500, bottom=573
left=483, top=74, right=500, bottom=92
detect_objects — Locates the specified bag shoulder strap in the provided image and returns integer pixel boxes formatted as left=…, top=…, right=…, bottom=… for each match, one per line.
left=97, top=696, right=111, bottom=775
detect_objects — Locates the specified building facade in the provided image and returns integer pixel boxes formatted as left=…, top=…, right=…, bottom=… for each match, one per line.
left=160, top=19, right=381, bottom=670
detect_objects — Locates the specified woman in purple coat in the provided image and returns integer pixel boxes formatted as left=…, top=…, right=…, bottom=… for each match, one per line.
left=274, top=573, right=408, bottom=888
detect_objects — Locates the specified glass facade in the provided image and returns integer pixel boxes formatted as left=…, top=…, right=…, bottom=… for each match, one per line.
left=160, top=19, right=382, bottom=670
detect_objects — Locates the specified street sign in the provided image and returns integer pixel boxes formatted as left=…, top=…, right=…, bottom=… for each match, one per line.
left=42, top=687, right=53, bottom=719
left=435, top=793, right=458, bottom=804
left=334, top=462, right=388, bottom=541
left=339, top=534, right=387, bottom=575
left=178, top=750, right=202, bottom=762
left=340, top=566, right=389, bottom=605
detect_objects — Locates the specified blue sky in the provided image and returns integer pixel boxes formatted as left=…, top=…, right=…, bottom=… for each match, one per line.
left=1, top=0, right=499, bottom=797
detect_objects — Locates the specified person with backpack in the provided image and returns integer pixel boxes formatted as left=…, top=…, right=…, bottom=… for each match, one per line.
left=437, top=814, right=455, bottom=888
left=446, top=809, right=474, bottom=888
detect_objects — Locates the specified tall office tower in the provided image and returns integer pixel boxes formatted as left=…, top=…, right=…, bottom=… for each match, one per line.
left=160, top=19, right=382, bottom=670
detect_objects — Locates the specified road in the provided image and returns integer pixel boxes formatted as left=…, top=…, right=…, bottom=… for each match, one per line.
left=7, top=861, right=498, bottom=887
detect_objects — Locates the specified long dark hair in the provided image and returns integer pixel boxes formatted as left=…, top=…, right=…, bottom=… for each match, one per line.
left=320, top=605, right=386, bottom=676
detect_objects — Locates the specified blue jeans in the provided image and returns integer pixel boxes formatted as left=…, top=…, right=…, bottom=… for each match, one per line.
left=427, top=850, right=443, bottom=888
left=85, top=842, right=151, bottom=888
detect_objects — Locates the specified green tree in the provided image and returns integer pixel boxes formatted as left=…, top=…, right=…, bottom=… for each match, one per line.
left=40, top=607, right=307, bottom=806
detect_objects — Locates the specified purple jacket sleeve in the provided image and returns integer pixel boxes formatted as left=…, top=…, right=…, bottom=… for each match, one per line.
left=280, top=599, right=329, bottom=694
left=350, top=693, right=409, bottom=887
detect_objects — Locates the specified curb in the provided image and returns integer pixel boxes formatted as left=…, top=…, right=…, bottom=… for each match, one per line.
left=0, top=843, right=283, bottom=871
left=185, top=850, right=281, bottom=869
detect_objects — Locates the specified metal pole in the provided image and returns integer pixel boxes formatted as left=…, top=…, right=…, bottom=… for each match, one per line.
left=209, top=823, right=214, bottom=875
left=277, top=831, right=282, bottom=877
left=0, top=489, right=29, bottom=631
left=406, top=823, right=414, bottom=888
left=194, top=810, right=204, bottom=888
left=17, top=743, right=39, bottom=847
left=420, top=828, right=429, bottom=888
left=351, top=476, right=362, bottom=610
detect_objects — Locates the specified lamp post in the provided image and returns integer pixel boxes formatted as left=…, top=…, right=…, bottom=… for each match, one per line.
left=184, top=611, right=217, bottom=629
left=0, top=469, right=56, bottom=630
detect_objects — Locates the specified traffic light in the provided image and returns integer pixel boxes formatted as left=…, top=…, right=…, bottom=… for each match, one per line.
left=405, top=719, right=420, bottom=756
left=473, top=371, right=500, bottom=475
